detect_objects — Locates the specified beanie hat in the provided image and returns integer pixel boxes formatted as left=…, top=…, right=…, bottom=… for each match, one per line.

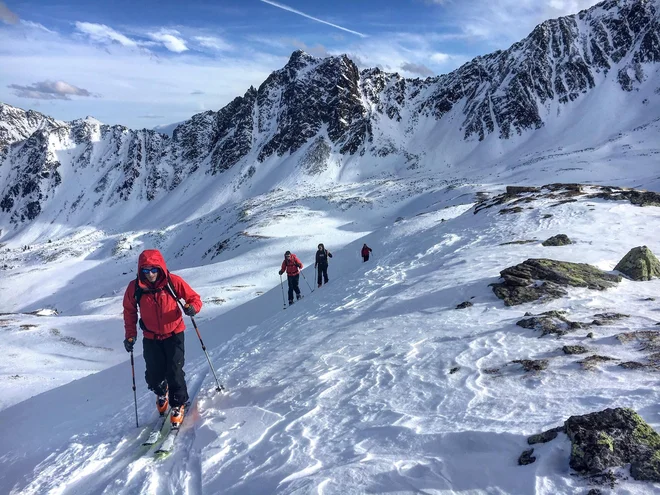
left=285, top=250, right=291, bottom=256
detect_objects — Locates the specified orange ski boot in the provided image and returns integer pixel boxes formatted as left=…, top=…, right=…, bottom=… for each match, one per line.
left=170, top=405, right=185, bottom=428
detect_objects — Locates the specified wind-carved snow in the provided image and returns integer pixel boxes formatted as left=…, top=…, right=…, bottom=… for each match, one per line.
left=1, top=176, right=659, bottom=494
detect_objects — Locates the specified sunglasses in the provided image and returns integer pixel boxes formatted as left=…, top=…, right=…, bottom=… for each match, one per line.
left=141, top=267, right=159, bottom=274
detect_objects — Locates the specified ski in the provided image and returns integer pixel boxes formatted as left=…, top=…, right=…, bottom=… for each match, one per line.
left=142, top=409, right=171, bottom=446
left=153, top=402, right=191, bottom=459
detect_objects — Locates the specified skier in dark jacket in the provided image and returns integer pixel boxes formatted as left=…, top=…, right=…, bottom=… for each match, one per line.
left=279, top=250, right=303, bottom=305
left=361, top=244, right=372, bottom=262
left=315, top=243, right=333, bottom=288
left=122, top=249, right=202, bottom=427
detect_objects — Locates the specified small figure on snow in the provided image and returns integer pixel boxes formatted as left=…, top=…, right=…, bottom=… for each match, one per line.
left=315, top=243, right=332, bottom=288
left=361, top=243, right=372, bottom=262
left=279, top=250, right=303, bottom=305
left=122, top=249, right=202, bottom=427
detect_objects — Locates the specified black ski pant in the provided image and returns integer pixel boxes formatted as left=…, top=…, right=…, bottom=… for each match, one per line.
left=287, top=274, right=301, bottom=302
left=362, top=254, right=370, bottom=262
left=143, top=332, right=189, bottom=407
left=317, top=263, right=329, bottom=285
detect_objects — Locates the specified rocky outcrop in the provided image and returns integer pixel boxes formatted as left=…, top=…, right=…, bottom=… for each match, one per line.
left=566, top=408, right=660, bottom=482
left=516, top=310, right=584, bottom=336
left=521, top=408, right=660, bottom=483
left=492, top=259, right=622, bottom=306
left=615, top=246, right=660, bottom=281
left=542, top=234, right=572, bottom=246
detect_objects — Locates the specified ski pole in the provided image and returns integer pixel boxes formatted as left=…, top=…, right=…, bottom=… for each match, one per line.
left=300, top=270, right=314, bottom=293
left=176, top=300, right=225, bottom=393
left=279, top=274, right=287, bottom=309
left=130, top=350, right=139, bottom=428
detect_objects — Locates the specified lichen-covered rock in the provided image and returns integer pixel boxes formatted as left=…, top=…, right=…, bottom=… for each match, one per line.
left=563, top=345, right=589, bottom=355
left=492, top=259, right=622, bottom=306
left=518, top=448, right=536, bottom=465
left=566, top=408, right=660, bottom=482
left=517, top=310, right=584, bottom=337
left=579, top=355, right=617, bottom=370
left=614, top=246, right=660, bottom=281
left=542, top=234, right=572, bottom=247
left=528, top=426, right=564, bottom=445
left=512, top=359, right=549, bottom=372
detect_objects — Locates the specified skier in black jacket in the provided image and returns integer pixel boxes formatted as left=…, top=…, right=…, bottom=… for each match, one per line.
left=315, top=243, right=333, bottom=288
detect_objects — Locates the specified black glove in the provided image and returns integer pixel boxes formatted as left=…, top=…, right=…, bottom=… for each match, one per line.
left=184, top=304, right=197, bottom=317
left=279, top=270, right=284, bottom=275
left=123, top=337, right=135, bottom=353
left=296, top=263, right=302, bottom=268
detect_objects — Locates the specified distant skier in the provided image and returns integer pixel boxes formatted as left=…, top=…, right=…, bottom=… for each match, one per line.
left=122, top=249, right=202, bottom=427
left=315, top=243, right=333, bottom=288
left=279, top=250, right=303, bottom=305
left=361, top=243, right=372, bottom=262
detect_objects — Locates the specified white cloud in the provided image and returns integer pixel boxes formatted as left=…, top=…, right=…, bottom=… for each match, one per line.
left=435, top=0, right=603, bottom=46
left=75, top=21, right=137, bottom=47
left=194, top=36, right=233, bottom=51
left=400, top=62, right=435, bottom=77
left=8, top=80, right=94, bottom=100
left=149, top=29, right=188, bottom=53
left=259, top=0, right=367, bottom=38
left=0, top=22, right=284, bottom=127
left=430, top=52, right=450, bottom=64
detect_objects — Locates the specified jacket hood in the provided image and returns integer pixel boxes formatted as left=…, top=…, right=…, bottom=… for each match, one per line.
left=137, top=249, right=168, bottom=289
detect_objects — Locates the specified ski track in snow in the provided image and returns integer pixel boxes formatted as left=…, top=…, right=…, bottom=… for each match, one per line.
left=1, top=177, right=660, bottom=493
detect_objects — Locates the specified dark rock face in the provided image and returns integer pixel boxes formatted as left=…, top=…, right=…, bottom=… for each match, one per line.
left=492, top=259, right=622, bottom=306
left=512, top=359, right=549, bottom=372
left=456, top=301, right=474, bottom=309
left=579, top=355, right=617, bottom=370
left=566, top=408, right=660, bottom=482
left=2, top=0, right=660, bottom=224
left=542, top=234, right=573, bottom=247
left=614, top=246, right=660, bottom=281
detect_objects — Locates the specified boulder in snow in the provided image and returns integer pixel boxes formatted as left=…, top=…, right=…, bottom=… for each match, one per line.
left=614, top=246, right=660, bottom=281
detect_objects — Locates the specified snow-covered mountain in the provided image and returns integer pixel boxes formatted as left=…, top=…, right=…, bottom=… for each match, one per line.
left=1, top=0, right=659, bottom=235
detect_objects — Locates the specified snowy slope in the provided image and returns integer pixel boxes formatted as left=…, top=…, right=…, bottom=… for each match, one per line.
left=1, top=179, right=659, bottom=494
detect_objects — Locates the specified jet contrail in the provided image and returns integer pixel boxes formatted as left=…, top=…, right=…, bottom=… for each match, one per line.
left=260, top=0, right=367, bottom=38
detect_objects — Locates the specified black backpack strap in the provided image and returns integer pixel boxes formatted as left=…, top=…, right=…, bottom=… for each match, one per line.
left=134, top=277, right=143, bottom=306
left=164, top=274, right=181, bottom=306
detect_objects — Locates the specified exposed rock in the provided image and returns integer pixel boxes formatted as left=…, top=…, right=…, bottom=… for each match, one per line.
left=500, top=239, right=538, bottom=246
left=512, top=359, right=549, bottom=372
left=579, top=355, right=617, bottom=370
left=499, top=207, right=523, bottom=215
left=456, top=301, right=473, bottom=309
left=543, top=214, right=553, bottom=219
left=586, top=489, right=603, bottom=495
left=449, top=366, right=460, bottom=374
left=592, top=313, right=630, bottom=326
left=617, top=331, right=660, bottom=353
left=506, top=186, right=541, bottom=195
left=587, top=332, right=595, bottom=338
left=517, top=310, right=584, bottom=337
left=493, top=259, right=621, bottom=306
left=590, top=188, right=660, bottom=208
left=542, top=234, right=573, bottom=247
left=565, top=408, right=660, bottom=482
left=614, top=246, right=660, bottom=281
left=518, top=448, right=536, bottom=465
left=618, top=361, right=653, bottom=370
left=528, top=426, right=564, bottom=445
left=563, top=345, right=589, bottom=355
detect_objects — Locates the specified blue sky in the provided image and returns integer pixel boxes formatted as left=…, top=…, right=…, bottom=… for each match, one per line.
left=0, top=0, right=601, bottom=128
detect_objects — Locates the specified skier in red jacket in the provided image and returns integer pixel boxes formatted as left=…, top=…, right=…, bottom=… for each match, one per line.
left=361, top=243, right=372, bottom=262
left=279, top=250, right=303, bottom=305
left=122, top=249, right=202, bottom=426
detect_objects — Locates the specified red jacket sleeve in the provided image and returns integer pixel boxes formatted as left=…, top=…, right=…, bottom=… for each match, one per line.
left=281, top=260, right=286, bottom=272
left=170, top=274, right=202, bottom=313
left=122, top=282, right=138, bottom=340
left=294, top=255, right=303, bottom=268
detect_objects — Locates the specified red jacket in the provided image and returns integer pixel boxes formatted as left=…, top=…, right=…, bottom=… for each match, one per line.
left=361, top=245, right=372, bottom=256
left=281, top=254, right=303, bottom=277
left=123, top=249, right=202, bottom=340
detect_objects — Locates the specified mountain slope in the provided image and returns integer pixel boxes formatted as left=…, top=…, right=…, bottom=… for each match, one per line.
left=1, top=0, right=659, bottom=236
